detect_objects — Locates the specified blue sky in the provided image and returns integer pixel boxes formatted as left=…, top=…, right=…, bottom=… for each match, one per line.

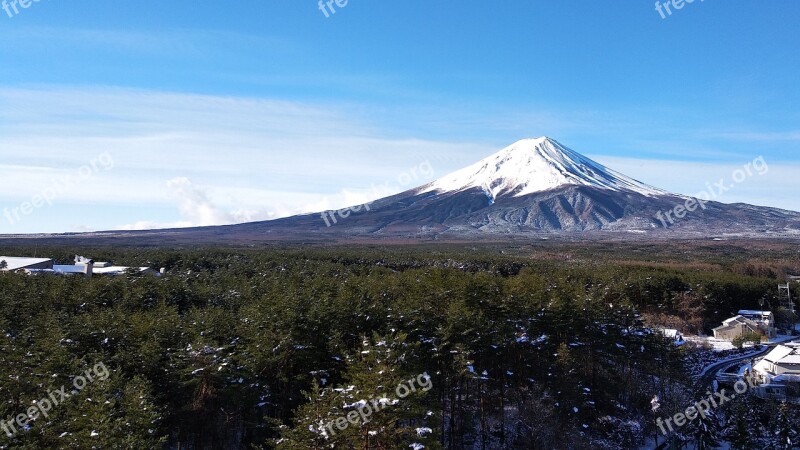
left=1, top=1, right=799, bottom=233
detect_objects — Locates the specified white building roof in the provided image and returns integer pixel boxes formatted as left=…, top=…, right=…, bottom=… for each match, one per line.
left=738, top=310, right=773, bottom=318
left=754, top=359, right=771, bottom=373
left=780, top=355, right=800, bottom=365
left=716, top=315, right=758, bottom=329
left=52, top=265, right=152, bottom=275
left=0, top=256, right=53, bottom=271
left=763, top=345, right=796, bottom=364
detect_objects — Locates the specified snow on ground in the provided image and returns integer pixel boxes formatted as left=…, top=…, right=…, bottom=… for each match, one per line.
left=769, top=334, right=800, bottom=344
left=683, top=333, right=795, bottom=351
left=681, top=335, right=766, bottom=379
left=683, top=335, right=738, bottom=351
left=685, top=334, right=799, bottom=380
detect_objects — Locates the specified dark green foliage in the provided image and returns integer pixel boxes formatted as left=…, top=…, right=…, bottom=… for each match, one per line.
left=0, top=243, right=794, bottom=449
left=689, top=409, right=720, bottom=450
left=732, top=332, right=763, bottom=349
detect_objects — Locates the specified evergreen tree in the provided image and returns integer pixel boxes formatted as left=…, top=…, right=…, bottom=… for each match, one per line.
left=276, top=333, right=439, bottom=449
left=690, top=409, right=720, bottom=450
left=726, top=401, right=752, bottom=450
left=771, top=402, right=795, bottom=450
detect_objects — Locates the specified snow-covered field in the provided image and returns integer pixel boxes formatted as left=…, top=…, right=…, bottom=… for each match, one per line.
left=683, top=336, right=738, bottom=352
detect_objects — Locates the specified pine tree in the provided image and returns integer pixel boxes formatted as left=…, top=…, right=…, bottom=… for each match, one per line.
left=690, top=409, right=720, bottom=450
left=108, top=376, right=167, bottom=448
left=276, top=332, right=439, bottom=449
left=726, top=402, right=752, bottom=450
left=771, top=402, right=794, bottom=450
left=43, top=367, right=166, bottom=448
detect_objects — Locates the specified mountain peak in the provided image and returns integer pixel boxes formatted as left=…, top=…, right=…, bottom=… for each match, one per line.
left=420, top=137, right=667, bottom=199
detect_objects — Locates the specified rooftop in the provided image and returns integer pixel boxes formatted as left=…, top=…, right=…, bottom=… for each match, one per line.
left=738, top=310, right=773, bottom=318
left=763, top=345, right=795, bottom=364
left=781, top=355, right=800, bottom=365
left=717, top=315, right=758, bottom=328
left=0, top=256, right=53, bottom=271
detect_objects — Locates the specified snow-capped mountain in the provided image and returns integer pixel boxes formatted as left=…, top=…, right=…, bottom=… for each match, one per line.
left=419, top=137, right=668, bottom=200
left=18, top=137, right=800, bottom=244
left=239, top=136, right=799, bottom=238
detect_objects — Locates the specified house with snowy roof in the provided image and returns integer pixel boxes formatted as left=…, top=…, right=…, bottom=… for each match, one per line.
left=712, top=310, right=776, bottom=341
left=753, top=343, right=800, bottom=403
left=0, top=256, right=54, bottom=272
left=755, top=343, right=800, bottom=377
left=22, top=255, right=162, bottom=277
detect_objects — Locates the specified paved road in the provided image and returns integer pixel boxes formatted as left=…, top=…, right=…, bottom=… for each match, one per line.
left=654, top=338, right=798, bottom=449
left=697, top=337, right=800, bottom=388
left=696, top=346, right=771, bottom=388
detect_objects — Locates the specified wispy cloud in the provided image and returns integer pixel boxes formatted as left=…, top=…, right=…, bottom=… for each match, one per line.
left=708, top=131, right=800, bottom=142
left=591, top=155, right=800, bottom=212
left=0, top=87, right=482, bottom=232
left=2, top=86, right=799, bottom=233
left=0, top=26, right=294, bottom=59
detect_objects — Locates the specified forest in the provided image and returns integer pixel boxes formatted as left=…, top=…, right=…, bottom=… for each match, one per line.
left=0, top=241, right=797, bottom=449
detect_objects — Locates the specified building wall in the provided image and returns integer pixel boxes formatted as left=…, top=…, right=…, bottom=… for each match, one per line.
left=1, top=259, right=54, bottom=271
left=26, top=260, right=54, bottom=270
left=774, top=364, right=800, bottom=376
left=759, top=324, right=777, bottom=338
left=714, top=325, right=744, bottom=340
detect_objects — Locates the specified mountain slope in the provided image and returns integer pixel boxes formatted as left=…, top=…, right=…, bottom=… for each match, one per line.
left=5, top=137, right=798, bottom=245
left=419, top=137, right=668, bottom=200
left=249, top=137, right=799, bottom=238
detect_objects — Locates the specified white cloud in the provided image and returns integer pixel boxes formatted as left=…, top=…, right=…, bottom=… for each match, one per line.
left=590, top=155, right=800, bottom=212
left=708, top=131, right=800, bottom=142
left=0, top=87, right=484, bottom=232
left=165, top=177, right=233, bottom=227
left=2, top=86, right=799, bottom=233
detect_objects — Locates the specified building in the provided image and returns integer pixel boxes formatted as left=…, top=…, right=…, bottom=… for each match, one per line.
left=754, top=343, right=800, bottom=377
left=712, top=310, right=776, bottom=341
left=659, top=328, right=685, bottom=346
left=21, top=255, right=161, bottom=277
left=738, top=310, right=775, bottom=323
left=0, top=256, right=54, bottom=271
left=753, top=343, right=800, bottom=403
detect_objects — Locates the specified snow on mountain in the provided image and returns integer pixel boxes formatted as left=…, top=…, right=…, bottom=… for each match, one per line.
left=20, top=136, right=800, bottom=243
left=419, top=137, right=668, bottom=200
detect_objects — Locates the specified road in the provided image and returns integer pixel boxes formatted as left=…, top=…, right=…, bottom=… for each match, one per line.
left=697, top=337, right=800, bottom=388
left=696, top=346, right=771, bottom=388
